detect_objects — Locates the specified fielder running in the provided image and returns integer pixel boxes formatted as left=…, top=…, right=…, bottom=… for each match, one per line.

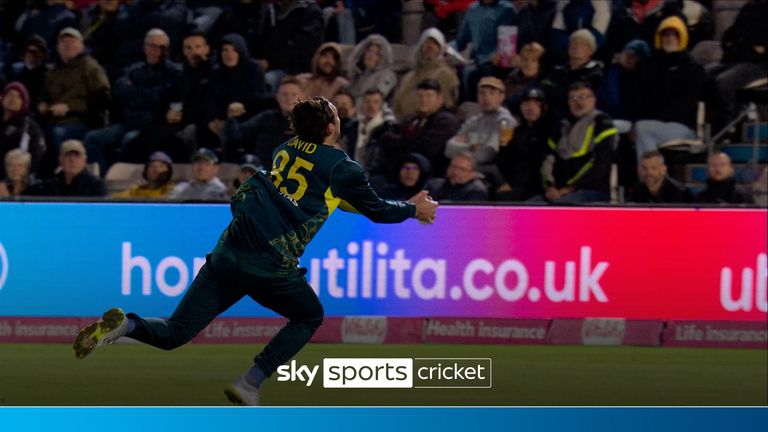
left=72, top=97, right=438, bottom=405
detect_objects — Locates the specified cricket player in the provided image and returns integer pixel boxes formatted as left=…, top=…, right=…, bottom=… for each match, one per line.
left=72, top=97, right=438, bottom=405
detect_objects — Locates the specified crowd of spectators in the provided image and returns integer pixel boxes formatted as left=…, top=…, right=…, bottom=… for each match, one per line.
left=0, top=0, right=763, bottom=205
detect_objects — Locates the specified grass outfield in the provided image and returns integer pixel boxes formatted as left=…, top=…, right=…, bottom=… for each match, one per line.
left=0, top=343, right=765, bottom=406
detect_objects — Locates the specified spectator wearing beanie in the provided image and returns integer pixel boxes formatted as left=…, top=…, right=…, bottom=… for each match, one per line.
left=0, top=82, right=46, bottom=179
left=113, top=151, right=175, bottom=199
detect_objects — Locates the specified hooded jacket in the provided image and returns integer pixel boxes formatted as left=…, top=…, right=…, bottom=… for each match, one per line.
left=296, top=42, right=350, bottom=100
left=378, top=152, right=432, bottom=201
left=392, top=28, right=459, bottom=118
left=638, top=16, right=704, bottom=129
left=346, top=34, right=398, bottom=99
left=209, top=33, right=266, bottom=121
left=0, top=82, right=46, bottom=178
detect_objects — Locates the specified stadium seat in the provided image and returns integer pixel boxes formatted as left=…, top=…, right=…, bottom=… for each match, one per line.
left=690, top=41, right=722, bottom=66
left=105, top=162, right=144, bottom=193
left=659, top=102, right=708, bottom=154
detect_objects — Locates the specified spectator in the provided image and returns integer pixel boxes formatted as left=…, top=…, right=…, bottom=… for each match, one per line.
left=710, top=0, right=768, bottom=133
left=516, top=0, right=557, bottom=49
left=14, top=0, right=77, bottom=57
left=136, top=30, right=215, bottom=163
left=634, top=16, right=704, bottom=162
left=36, top=139, right=106, bottom=197
left=421, top=0, right=474, bottom=40
left=630, top=150, right=692, bottom=203
left=0, top=149, right=42, bottom=197
left=603, top=0, right=687, bottom=60
left=696, top=152, right=754, bottom=204
left=168, top=147, right=227, bottom=200
left=0, top=82, right=46, bottom=179
left=112, top=0, right=189, bottom=69
left=542, top=28, right=604, bottom=117
left=255, top=0, right=324, bottom=94
left=38, top=27, right=110, bottom=159
left=496, top=88, right=553, bottom=201
left=3, top=36, right=49, bottom=108
left=332, top=89, right=359, bottom=155
left=597, top=39, right=649, bottom=121
left=222, top=76, right=302, bottom=164
left=503, top=42, right=547, bottom=115
left=346, top=34, right=398, bottom=100
left=445, top=77, right=517, bottom=184
left=79, top=0, right=123, bottom=76
left=297, top=42, right=350, bottom=100
left=347, top=0, right=403, bottom=42
left=452, top=0, right=518, bottom=101
left=549, top=0, right=611, bottom=62
left=85, top=28, right=180, bottom=175
left=352, top=88, right=396, bottom=176
left=112, top=151, right=175, bottom=199
left=229, top=153, right=264, bottom=195
left=392, top=27, right=459, bottom=118
left=376, top=153, right=432, bottom=201
left=387, top=79, right=461, bottom=178
left=426, top=151, right=489, bottom=201
left=208, top=33, right=267, bottom=130
left=535, top=80, right=617, bottom=203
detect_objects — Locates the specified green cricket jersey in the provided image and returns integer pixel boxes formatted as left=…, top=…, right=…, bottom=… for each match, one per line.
left=214, top=137, right=416, bottom=277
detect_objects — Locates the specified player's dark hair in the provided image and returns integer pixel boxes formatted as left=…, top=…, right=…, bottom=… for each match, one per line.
left=290, top=97, right=335, bottom=143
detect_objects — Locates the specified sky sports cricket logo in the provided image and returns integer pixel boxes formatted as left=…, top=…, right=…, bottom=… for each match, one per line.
left=276, top=358, right=492, bottom=389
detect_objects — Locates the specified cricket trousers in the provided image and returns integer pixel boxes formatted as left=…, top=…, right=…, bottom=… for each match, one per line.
left=126, top=252, right=324, bottom=377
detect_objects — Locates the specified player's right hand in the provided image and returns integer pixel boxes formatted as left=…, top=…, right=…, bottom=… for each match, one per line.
left=408, top=190, right=438, bottom=224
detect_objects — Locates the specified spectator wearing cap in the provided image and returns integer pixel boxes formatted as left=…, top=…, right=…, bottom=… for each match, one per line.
left=168, top=148, right=227, bottom=200
left=85, top=28, right=181, bottom=175
left=503, top=42, right=547, bottom=116
left=533, top=80, right=617, bottom=203
left=384, top=79, right=461, bottom=178
left=230, top=154, right=264, bottom=194
left=629, top=150, right=692, bottom=204
left=451, top=0, right=518, bottom=101
left=496, top=88, right=555, bottom=201
left=222, top=76, right=302, bottom=164
left=541, top=28, right=604, bottom=117
left=392, top=27, right=459, bottom=118
left=426, top=151, right=489, bottom=201
left=445, top=76, right=517, bottom=185
left=0, top=82, right=46, bottom=179
left=113, top=151, right=175, bottom=199
left=0, top=149, right=42, bottom=197
left=695, top=152, right=754, bottom=205
left=375, top=153, right=432, bottom=201
left=597, top=39, right=649, bottom=122
left=3, top=36, right=49, bottom=108
left=36, top=139, right=106, bottom=197
left=634, top=16, right=704, bottom=163
left=38, top=27, right=111, bottom=171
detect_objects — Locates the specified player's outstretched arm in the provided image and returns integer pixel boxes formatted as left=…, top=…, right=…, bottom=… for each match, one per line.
left=331, top=158, right=419, bottom=223
left=407, top=190, right=438, bottom=224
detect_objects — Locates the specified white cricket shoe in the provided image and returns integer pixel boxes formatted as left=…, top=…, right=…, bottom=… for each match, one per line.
left=72, top=308, right=128, bottom=359
left=224, top=375, right=261, bottom=406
